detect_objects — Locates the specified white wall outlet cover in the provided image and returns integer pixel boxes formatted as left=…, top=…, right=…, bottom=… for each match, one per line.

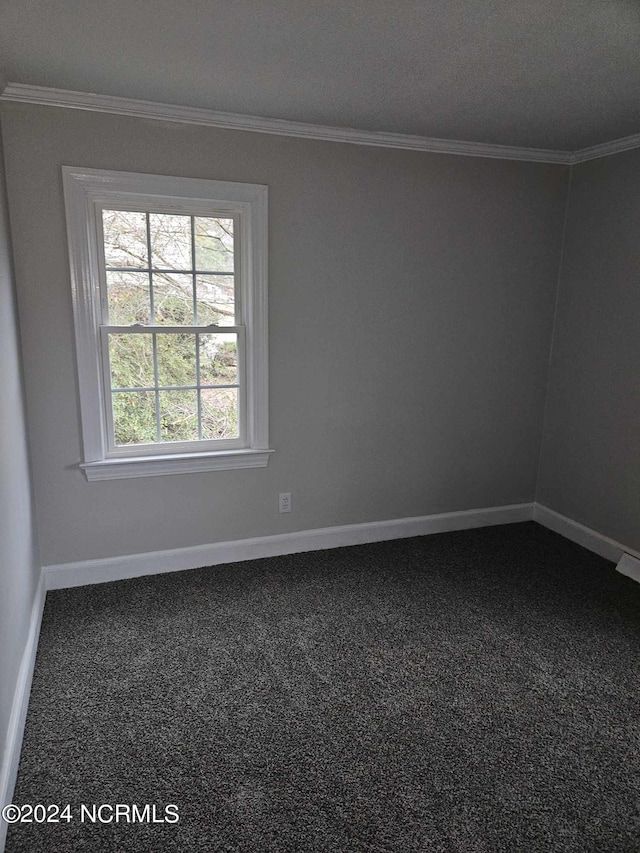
left=278, top=493, right=292, bottom=513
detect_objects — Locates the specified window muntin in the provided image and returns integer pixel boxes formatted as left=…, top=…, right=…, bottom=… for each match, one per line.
left=62, top=167, right=270, bottom=479
left=98, top=209, right=242, bottom=453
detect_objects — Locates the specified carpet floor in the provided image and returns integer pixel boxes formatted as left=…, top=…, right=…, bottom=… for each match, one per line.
left=6, top=521, right=640, bottom=852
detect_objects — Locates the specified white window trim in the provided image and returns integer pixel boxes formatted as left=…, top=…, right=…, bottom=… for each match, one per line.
left=62, top=167, right=272, bottom=480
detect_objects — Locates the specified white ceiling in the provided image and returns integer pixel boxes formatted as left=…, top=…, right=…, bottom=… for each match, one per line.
left=1, top=0, right=639, bottom=151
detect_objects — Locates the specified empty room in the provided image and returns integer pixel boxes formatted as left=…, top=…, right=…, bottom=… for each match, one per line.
left=1, top=2, right=639, bottom=851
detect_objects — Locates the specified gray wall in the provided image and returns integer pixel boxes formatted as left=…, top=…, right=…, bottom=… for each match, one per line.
left=0, top=125, right=40, bottom=780
left=537, top=151, right=640, bottom=552
left=1, top=103, right=568, bottom=567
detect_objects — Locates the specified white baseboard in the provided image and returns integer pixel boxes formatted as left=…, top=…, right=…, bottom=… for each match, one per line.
left=43, top=502, right=534, bottom=590
left=533, top=503, right=640, bottom=565
left=616, top=553, right=640, bottom=584
left=0, top=575, right=46, bottom=852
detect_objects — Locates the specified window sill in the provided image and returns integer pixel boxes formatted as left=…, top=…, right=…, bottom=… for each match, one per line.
left=80, top=448, right=274, bottom=481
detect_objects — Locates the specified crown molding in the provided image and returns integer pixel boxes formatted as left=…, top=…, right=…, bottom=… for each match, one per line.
left=0, top=82, right=574, bottom=165
left=571, top=132, right=640, bottom=165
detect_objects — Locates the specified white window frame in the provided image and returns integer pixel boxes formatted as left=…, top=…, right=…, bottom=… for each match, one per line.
left=62, top=167, right=272, bottom=480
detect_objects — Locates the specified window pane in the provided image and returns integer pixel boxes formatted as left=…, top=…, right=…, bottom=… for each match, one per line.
left=109, top=333, right=155, bottom=389
left=152, top=272, right=194, bottom=324
left=194, top=217, right=234, bottom=272
left=150, top=213, right=191, bottom=270
left=195, top=274, right=235, bottom=325
left=201, top=388, right=239, bottom=439
left=107, top=271, right=151, bottom=324
left=159, top=390, right=198, bottom=442
left=112, top=391, right=157, bottom=445
left=199, top=333, right=238, bottom=385
left=102, top=210, right=148, bottom=269
left=157, top=332, right=196, bottom=388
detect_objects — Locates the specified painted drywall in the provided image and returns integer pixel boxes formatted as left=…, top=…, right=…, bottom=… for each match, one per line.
left=537, top=150, right=640, bottom=552
left=0, top=125, right=40, bottom=780
left=1, top=102, right=568, bottom=567
left=2, top=1, right=640, bottom=149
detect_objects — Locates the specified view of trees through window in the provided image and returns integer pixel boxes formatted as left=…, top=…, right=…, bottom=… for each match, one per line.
left=102, top=210, right=240, bottom=446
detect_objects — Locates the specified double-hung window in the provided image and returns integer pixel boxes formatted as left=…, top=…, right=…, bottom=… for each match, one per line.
left=63, top=168, right=271, bottom=480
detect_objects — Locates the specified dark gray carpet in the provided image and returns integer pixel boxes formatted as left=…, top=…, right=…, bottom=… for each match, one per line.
left=6, top=522, right=640, bottom=852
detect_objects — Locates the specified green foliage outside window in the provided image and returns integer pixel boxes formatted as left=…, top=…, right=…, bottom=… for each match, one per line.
left=103, top=210, right=239, bottom=446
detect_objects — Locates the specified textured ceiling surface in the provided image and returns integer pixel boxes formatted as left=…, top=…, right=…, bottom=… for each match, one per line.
left=1, top=0, right=639, bottom=151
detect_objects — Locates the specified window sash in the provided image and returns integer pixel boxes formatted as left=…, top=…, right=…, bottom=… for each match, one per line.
left=99, top=325, right=246, bottom=456
left=96, top=207, right=240, bottom=329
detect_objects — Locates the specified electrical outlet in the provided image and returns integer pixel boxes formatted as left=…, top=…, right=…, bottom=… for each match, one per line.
left=279, top=492, right=292, bottom=513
